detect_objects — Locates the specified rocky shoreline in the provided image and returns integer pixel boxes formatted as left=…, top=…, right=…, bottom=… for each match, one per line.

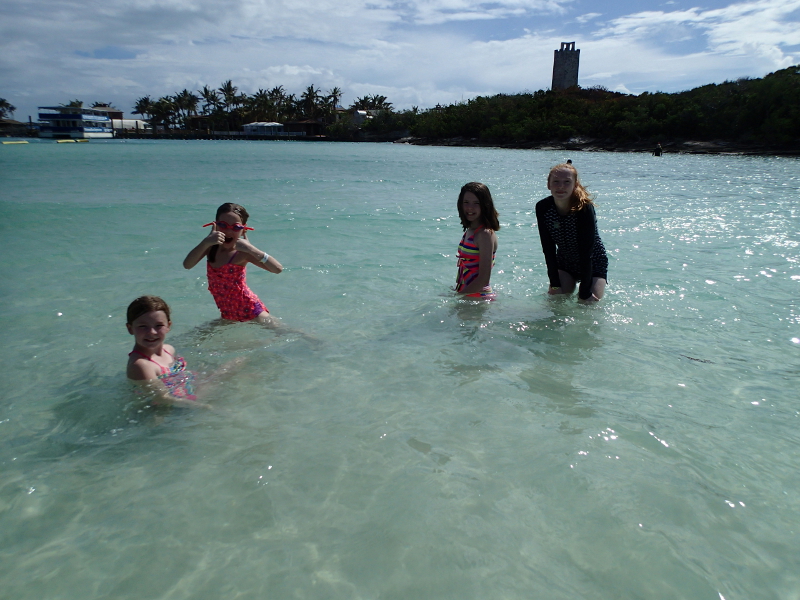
left=393, top=136, right=800, bottom=156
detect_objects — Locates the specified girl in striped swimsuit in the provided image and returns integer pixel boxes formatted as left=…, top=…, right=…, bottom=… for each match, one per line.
left=455, top=182, right=500, bottom=298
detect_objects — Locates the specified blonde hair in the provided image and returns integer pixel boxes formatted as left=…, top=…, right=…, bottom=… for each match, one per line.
left=548, top=163, right=594, bottom=213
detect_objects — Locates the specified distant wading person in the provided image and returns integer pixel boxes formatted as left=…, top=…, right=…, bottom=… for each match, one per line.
left=535, top=163, right=608, bottom=302
left=455, top=182, right=499, bottom=299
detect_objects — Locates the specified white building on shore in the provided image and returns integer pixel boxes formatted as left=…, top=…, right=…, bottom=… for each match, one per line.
left=38, top=106, right=114, bottom=139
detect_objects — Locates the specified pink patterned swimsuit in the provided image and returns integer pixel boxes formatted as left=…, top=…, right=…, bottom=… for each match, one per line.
left=207, top=251, right=267, bottom=321
left=129, top=349, right=197, bottom=401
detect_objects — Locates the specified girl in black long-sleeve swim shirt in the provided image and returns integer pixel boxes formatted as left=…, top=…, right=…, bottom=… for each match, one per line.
left=535, top=163, right=608, bottom=302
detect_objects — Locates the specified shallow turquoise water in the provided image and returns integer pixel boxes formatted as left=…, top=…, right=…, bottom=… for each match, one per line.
left=1, top=140, right=799, bottom=599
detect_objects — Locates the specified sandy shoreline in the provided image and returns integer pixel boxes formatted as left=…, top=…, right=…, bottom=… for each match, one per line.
left=394, top=136, right=800, bottom=156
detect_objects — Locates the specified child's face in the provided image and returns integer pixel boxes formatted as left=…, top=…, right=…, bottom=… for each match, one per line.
left=547, top=169, right=577, bottom=202
left=127, top=310, right=171, bottom=349
left=217, top=211, right=247, bottom=246
left=461, top=191, right=482, bottom=226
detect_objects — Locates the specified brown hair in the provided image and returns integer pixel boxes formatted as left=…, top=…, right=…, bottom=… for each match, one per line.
left=127, top=295, right=171, bottom=325
left=457, top=182, right=500, bottom=231
left=209, top=202, right=250, bottom=262
left=547, top=163, right=594, bottom=212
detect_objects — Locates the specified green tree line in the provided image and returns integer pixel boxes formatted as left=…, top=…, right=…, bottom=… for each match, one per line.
left=396, top=65, right=800, bottom=145
left=24, top=64, right=798, bottom=143
left=131, top=81, right=392, bottom=132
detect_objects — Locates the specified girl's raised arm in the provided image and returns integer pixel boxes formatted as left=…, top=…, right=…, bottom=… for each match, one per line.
left=183, top=223, right=225, bottom=269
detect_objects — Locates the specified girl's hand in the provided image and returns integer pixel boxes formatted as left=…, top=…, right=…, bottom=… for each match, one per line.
left=204, top=223, right=226, bottom=247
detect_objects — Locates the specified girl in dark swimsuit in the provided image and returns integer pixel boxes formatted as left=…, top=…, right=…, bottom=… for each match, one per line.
left=535, top=163, right=608, bottom=302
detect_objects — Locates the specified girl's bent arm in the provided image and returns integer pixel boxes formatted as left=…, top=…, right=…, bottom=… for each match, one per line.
left=183, top=243, right=210, bottom=269
left=536, top=199, right=561, bottom=290
left=237, top=239, right=283, bottom=273
left=129, top=378, right=209, bottom=408
left=183, top=225, right=224, bottom=269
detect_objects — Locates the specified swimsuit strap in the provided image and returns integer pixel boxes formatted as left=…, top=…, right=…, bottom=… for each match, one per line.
left=227, top=251, right=238, bottom=265
left=128, top=349, right=172, bottom=375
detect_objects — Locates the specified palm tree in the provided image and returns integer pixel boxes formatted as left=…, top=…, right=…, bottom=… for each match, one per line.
left=149, top=96, right=177, bottom=131
left=199, top=86, right=221, bottom=115
left=248, top=89, right=276, bottom=122
left=268, top=86, right=289, bottom=120
left=327, top=86, right=343, bottom=109
left=218, top=80, right=238, bottom=113
left=283, top=93, right=299, bottom=121
left=322, top=87, right=343, bottom=123
left=299, top=84, right=321, bottom=119
left=351, top=94, right=394, bottom=111
left=0, top=98, right=16, bottom=119
left=173, top=89, right=200, bottom=129
left=133, top=96, right=153, bottom=120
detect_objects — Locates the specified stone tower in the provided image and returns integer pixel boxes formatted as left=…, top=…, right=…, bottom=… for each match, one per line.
left=552, top=42, right=580, bottom=90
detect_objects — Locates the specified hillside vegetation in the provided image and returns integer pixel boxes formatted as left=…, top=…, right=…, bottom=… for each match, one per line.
left=369, top=65, right=800, bottom=148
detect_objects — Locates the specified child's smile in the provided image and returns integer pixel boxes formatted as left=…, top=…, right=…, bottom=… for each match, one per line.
left=128, top=310, right=171, bottom=350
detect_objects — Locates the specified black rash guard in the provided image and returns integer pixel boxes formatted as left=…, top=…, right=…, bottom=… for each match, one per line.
left=535, top=196, right=608, bottom=300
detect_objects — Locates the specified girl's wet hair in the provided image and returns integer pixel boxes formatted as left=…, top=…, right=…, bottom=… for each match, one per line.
left=210, top=202, right=249, bottom=262
left=548, top=163, right=594, bottom=212
left=457, top=182, right=501, bottom=231
left=127, top=295, right=171, bottom=325
left=216, top=202, right=249, bottom=224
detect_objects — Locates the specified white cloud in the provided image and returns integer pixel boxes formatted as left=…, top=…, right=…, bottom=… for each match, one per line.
left=1, top=0, right=799, bottom=119
left=576, top=12, right=602, bottom=24
left=594, top=0, right=800, bottom=59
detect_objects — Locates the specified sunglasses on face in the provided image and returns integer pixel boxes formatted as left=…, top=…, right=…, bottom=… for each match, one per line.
left=203, top=221, right=254, bottom=231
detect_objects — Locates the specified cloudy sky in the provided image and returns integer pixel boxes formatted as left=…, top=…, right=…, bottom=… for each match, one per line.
left=2, top=0, right=800, bottom=120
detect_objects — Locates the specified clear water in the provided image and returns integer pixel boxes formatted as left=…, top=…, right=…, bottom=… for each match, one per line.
left=1, top=140, right=799, bottom=599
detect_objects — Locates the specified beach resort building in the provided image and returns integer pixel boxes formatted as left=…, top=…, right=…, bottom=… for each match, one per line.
left=38, top=106, right=115, bottom=139
left=243, top=122, right=284, bottom=135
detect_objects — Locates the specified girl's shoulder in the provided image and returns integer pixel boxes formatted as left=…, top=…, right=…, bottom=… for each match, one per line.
left=535, top=196, right=555, bottom=211
left=127, top=354, right=159, bottom=381
left=473, top=227, right=497, bottom=245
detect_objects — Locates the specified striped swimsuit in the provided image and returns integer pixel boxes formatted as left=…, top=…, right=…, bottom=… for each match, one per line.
left=456, top=225, right=496, bottom=298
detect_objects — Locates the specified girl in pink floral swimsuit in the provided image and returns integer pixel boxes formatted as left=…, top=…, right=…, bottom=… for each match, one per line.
left=183, top=203, right=283, bottom=326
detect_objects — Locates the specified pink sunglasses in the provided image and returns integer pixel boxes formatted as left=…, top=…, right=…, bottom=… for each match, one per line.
left=203, top=221, right=254, bottom=231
